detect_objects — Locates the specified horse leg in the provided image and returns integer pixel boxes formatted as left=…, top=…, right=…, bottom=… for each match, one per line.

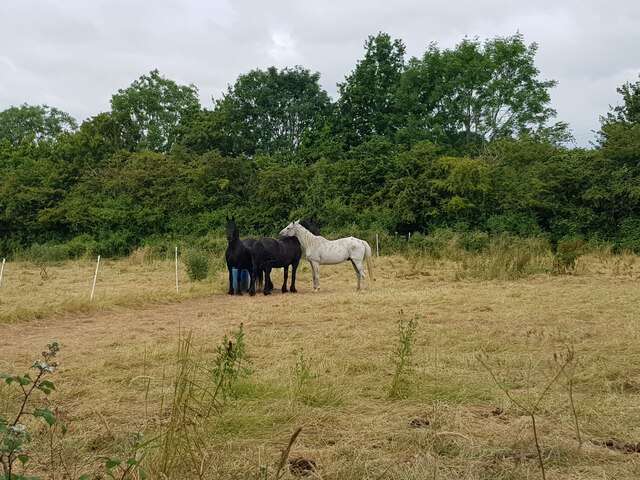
left=350, top=259, right=361, bottom=290
left=282, top=265, right=289, bottom=293
left=290, top=261, right=298, bottom=293
left=354, top=259, right=367, bottom=291
left=248, top=267, right=256, bottom=296
left=228, top=266, right=235, bottom=295
left=264, top=267, right=272, bottom=295
left=310, top=260, right=320, bottom=292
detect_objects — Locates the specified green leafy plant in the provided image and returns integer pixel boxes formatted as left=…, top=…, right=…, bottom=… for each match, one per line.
left=159, top=325, right=252, bottom=478
left=184, top=250, right=210, bottom=281
left=0, top=342, right=61, bottom=480
left=390, top=311, right=418, bottom=398
left=212, top=323, right=251, bottom=400
left=86, top=433, right=155, bottom=480
left=293, top=349, right=313, bottom=396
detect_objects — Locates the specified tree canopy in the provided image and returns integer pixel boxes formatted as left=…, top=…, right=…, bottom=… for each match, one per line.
left=0, top=33, right=638, bottom=257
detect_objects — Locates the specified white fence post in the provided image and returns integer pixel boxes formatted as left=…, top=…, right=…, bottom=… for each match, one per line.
left=90, top=255, right=101, bottom=301
left=0, top=258, right=5, bottom=287
left=376, top=234, right=379, bottom=258
left=175, top=246, right=179, bottom=293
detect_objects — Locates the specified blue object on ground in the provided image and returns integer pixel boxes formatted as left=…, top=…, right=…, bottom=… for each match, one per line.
left=232, top=268, right=251, bottom=291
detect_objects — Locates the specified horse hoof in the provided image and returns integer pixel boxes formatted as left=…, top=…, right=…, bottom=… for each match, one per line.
left=282, top=288, right=288, bottom=293
left=290, top=288, right=297, bottom=293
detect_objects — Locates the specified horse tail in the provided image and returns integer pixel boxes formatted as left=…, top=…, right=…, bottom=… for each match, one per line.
left=364, top=240, right=374, bottom=281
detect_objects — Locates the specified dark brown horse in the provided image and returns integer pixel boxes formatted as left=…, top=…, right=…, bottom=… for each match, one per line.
left=225, top=216, right=256, bottom=295
left=250, top=219, right=320, bottom=295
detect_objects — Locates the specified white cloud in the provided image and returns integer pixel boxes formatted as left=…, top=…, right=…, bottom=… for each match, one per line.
left=0, top=0, right=638, bottom=145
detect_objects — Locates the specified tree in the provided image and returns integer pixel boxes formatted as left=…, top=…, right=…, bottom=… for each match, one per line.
left=0, top=104, right=77, bottom=147
left=400, top=34, right=560, bottom=150
left=213, top=66, right=332, bottom=158
left=603, top=74, right=640, bottom=126
left=110, top=69, right=201, bottom=153
left=336, top=32, right=406, bottom=147
left=598, top=75, right=640, bottom=165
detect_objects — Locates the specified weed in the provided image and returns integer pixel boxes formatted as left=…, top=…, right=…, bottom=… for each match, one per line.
left=0, top=342, right=61, bottom=480
left=477, top=351, right=573, bottom=480
left=554, top=343, right=582, bottom=448
left=253, top=427, right=303, bottom=480
left=213, top=323, right=252, bottom=400
left=553, top=238, right=583, bottom=274
left=159, top=325, right=252, bottom=478
left=390, top=311, right=418, bottom=398
left=293, top=349, right=313, bottom=396
left=87, top=432, right=157, bottom=480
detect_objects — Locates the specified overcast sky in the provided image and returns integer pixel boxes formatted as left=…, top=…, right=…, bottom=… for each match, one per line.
left=1, top=1, right=638, bottom=147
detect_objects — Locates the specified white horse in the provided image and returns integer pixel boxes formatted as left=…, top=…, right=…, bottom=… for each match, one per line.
left=279, top=220, right=374, bottom=292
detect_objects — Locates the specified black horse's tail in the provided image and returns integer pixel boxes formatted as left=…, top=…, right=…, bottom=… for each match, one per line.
left=255, top=268, right=264, bottom=291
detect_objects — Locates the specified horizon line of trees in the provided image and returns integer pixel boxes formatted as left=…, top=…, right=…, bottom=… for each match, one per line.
left=1, top=32, right=639, bottom=257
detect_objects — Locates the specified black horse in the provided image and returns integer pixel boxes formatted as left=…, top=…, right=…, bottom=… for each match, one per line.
left=225, top=216, right=256, bottom=295
left=250, top=219, right=320, bottom=296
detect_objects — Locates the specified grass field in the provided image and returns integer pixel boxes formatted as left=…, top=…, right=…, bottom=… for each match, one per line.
left=1, top=252, right=639, bottom=479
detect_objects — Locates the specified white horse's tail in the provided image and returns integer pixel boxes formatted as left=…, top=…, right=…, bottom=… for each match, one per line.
left=363, top=240, right=374, bottom=281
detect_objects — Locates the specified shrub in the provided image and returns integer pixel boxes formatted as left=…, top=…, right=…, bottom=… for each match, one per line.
left=66, top=234, right=98, bottom=259
left=22, top=242, right=70, bottom=264
left=486, top=213, right=541, bottom=236
left=459, top=230, right=490, bottom=253
left=184, top=250, right=210, bottom=281
left=619, top=217, right=640, bottom=253
left=553, top=237, right=584, bottom=274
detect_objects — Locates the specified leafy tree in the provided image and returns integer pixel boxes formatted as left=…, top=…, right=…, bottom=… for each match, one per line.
left=175, top=108, right=235, bottom=156
left=400, top=33, right=560, bottom=150
left=603, top=74, right=640, bottom=126
left=0, top=104, right=77, bottom=146
left=110, top=69, right=201, bottom=153
left=337, top=32, right=406, bottom=147
left=598, top=74, right=640, bottom=166
left=213, top=66, right=333, bottom=158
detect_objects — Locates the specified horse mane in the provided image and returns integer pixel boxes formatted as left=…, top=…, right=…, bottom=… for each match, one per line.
left=299, top=218, right=321, bottom=236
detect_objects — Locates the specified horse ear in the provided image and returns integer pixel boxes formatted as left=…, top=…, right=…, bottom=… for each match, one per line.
left=232, top=215, right=235, bottom=221
left=296, top=218, right=301, bottom=224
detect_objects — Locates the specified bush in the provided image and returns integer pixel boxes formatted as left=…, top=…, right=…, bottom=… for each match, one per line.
left=619, top=218, right=640, bottom=253
left=459, top=231, right=490, bottom=253
left=96, top=231, right=134, bottom=257
left=553, top=237, right=584, bottom=274
left=66, top=234, right=98, bottom=259
left=486, top=213, right=541, bottom=236
left=184, top=250, right=211, bottom=281
left=406, top=229, right=459, bottom=259
left=22, top=243, right=70, bottom=264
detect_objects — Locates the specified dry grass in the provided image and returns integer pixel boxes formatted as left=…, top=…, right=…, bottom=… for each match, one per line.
left=1, top=253, right=640, bottom=479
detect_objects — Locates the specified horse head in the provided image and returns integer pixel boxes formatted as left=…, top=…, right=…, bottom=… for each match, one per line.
left=279, top=219, right=300, bottom=238
left=226, top=216, right=239, bottom=243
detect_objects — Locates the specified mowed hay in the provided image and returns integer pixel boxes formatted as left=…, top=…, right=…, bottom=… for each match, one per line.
left=1, top=254, right=640, bottom=479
